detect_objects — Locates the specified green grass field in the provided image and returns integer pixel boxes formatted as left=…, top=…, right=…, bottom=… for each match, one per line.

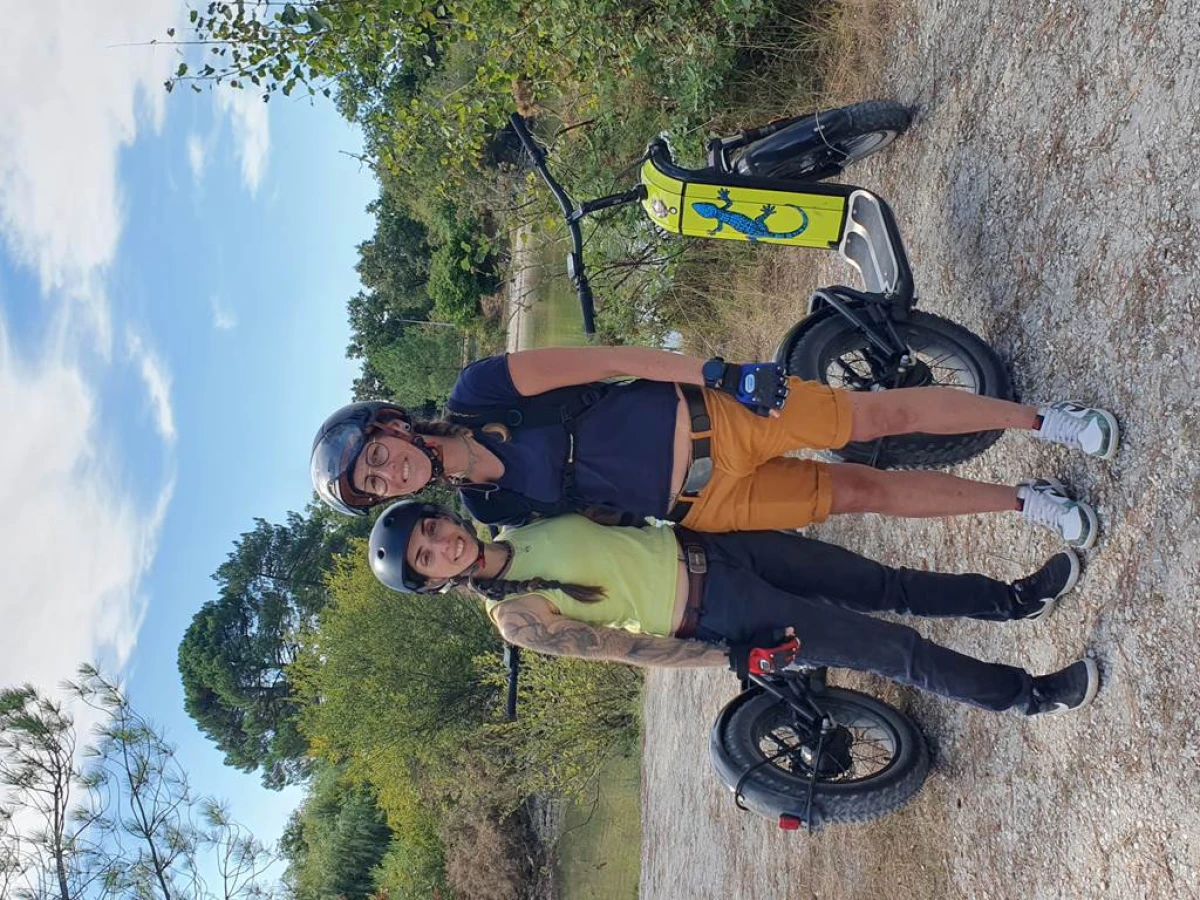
left=526, top=236, right=590, bottom=348
left=555, top=753, right=642, bottom=899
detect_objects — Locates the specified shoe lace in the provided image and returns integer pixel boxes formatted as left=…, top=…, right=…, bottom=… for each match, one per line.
left=1021, top=487, right=1066, bottom=530
left=1039, top=408, right=1086, bottom=446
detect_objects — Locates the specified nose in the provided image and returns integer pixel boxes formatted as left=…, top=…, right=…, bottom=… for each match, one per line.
left=434, top=525, right=458, bottom=557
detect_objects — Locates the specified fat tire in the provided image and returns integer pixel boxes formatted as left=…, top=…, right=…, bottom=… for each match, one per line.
left=788, top=310, right=1014, bottom=469
left=720, top=687, right=929, bottom=827
left=754, top=100, right=913, bottom=180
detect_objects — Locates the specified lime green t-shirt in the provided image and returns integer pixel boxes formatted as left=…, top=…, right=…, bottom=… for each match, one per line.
left=489, top=515, right=680, bottom=637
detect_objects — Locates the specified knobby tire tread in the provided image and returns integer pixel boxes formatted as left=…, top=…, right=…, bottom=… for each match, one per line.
left=719, top=688, right=930, bottom=827
left=788, top=311, right=1014, bottom=469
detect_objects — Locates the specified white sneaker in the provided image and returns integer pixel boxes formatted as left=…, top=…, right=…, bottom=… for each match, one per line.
left=1017, top=478, right=1099, bottom=550
left=1035, top=401, right=1119, bottom=460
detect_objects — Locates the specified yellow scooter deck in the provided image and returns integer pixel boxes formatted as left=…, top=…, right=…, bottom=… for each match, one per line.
left=640, top=157, right=849, bottom=248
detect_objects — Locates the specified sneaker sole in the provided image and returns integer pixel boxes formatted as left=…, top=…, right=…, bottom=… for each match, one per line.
left=1063, top=401, right=1120, bottom=461
left=1068, top=501, right=1099, bottom=551
left=1041, top=657, right=1100, bottom=715
left=1024, top=547, right=1081, bottom=622
left=1093, top=408, right=1120, bottom=461
left=1021, top=478, right=1100, bottom=551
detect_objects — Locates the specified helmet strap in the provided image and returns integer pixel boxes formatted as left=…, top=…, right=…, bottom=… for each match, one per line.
left=445, top=532, right=507, bottom=592
left=409, top=434, right=447, bottom=482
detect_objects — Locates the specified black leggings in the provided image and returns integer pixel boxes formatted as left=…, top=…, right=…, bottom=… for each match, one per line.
left=682, top=529, right=1035, bottom=712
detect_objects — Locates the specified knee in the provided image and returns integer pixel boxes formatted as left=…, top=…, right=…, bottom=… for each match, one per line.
left=848, top=393, right=918, bottom=441
left=827, top=463, right=882, bottom=514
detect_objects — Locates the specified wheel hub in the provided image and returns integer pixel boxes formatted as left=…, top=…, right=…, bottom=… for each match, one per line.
left=797, top=725, right=854, bottom=777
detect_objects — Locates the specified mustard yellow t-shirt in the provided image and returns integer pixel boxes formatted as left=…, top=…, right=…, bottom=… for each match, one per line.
left=487, top=515, right=680, bottom=636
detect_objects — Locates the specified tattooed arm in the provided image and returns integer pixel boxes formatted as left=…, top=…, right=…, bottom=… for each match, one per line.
left=493, top=594, right=728, bottom=669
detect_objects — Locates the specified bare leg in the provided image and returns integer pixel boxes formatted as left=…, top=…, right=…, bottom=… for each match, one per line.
left=828, top=463, right=1020, bottom=517
left=844, top=388, right=1039, bottom=444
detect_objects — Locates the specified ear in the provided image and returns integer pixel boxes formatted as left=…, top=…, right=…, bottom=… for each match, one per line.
left=376, top=417, right=412, bottom=438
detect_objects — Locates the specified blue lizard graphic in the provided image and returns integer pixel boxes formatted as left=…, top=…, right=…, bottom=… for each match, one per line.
left=691, top=188, right=810, bottom=242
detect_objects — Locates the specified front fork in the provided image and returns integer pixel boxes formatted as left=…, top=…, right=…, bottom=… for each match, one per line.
left=747, top=667, right=830, bottom=732
left=809, top=287, right=918, bottom=389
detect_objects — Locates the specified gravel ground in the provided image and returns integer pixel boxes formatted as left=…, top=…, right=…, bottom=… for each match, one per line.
left=640, top=1, right=1200, bottom=897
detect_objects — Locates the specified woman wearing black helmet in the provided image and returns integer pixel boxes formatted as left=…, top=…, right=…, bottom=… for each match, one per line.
left=312, top=346, right=1118, bottom=548
left=366, top=500, right=1100, bottom=716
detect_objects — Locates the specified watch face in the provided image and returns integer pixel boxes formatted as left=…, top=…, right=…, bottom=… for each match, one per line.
left=703, top=358, right=725, bottom=385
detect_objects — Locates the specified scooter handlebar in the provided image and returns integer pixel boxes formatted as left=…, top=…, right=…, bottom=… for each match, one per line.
left=510, top=113, right=597, bottom=335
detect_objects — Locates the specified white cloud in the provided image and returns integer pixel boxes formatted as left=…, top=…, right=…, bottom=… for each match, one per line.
left=214, top=86, right=271, bottom=195
left=0, top=0, right=271, bottom=353
left=0, top=0, right=179, bottom=354
left=186, top=132, right=208, bottom=183
left=126, top=331, right=177, bottom=443
left=0, top=318, right=172, bottom=693
left=210, top=295, right=238, bottom=330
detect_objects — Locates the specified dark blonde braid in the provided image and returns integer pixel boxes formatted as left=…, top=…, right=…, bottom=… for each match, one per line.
left=467, top=576, right=606, bottom=604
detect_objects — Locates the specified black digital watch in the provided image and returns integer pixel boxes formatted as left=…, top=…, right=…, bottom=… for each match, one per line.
left=702, top=356, right=727, bottom=389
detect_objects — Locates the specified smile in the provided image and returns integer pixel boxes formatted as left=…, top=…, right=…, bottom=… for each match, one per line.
left=402, top=458, right=411, bottom=483
left=453, top=536, right=464, bottom=562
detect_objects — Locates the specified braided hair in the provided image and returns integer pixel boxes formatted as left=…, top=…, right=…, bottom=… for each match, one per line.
left=466, top=575, right=606, bottom=605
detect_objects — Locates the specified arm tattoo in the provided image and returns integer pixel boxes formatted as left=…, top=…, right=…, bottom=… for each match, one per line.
left=497, top=602, right=727, bottom=669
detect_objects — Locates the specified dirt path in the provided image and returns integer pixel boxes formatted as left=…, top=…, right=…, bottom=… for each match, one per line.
left=506, top=225, right=538, bottom=353
left=641, top=1, right=1200, bottom=898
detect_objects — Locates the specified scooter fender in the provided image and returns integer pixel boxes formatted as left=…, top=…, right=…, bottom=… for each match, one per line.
left=734, top=107, right=858, bottom=179
left=708, top=686, right=826, bottom=829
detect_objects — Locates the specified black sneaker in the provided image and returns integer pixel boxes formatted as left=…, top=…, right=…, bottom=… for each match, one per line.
left=1012, top=548, right=1081, bottom=621
left=1026, top=659, right=1099, bottom=716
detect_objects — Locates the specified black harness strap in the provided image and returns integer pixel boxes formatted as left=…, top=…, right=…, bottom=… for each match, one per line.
left=445, top=383, right=637, bottom=522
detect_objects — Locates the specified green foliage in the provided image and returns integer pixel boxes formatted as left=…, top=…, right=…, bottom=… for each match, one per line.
left=280, top=762, right=392, bottom=900
left=292, top=541, right=502, bottom=791
left=367, top=326, right=464, bottom=407
left=373, top=833, right=451, bottom=900
left=427, top=243, right=492, bottom=328
left=346, top=195, right=433, bottom=361
left=172, top=0, right=774, bottom=191
left=178, top=504, right=369, bottom=789
left=478, top=652, right=641, bottom=806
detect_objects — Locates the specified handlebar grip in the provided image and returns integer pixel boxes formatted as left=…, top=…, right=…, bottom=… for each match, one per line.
left=578, top=281, right=597, bottom=336
left=503, top=644, right=520, bottom=721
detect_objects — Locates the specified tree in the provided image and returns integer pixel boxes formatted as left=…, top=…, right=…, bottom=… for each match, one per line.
left=279, top=763, right=391, bottom=900
left=0, top=684, right=109, bottom=900
left=291, top=542, right=501, bottom=799
left=179, top=506, right=367, bottom=789
left=367, top=326, right=464, bottom=408
left=349, top=197, right=432, bottom=342
left=0, top=669, right=277, bottom=900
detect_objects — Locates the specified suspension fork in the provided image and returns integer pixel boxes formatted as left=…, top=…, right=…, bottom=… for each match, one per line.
left=748, top=670, right=830, bottom=732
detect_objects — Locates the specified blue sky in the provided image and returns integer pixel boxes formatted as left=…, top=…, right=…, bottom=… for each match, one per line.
left=0, top=1, right=375, bottom=847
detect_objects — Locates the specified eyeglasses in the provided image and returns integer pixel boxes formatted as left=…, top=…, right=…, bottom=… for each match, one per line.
left=359, top=441, right=390, bottom=497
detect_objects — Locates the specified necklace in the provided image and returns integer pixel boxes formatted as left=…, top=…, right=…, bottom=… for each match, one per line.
left=461, top=434, right=478, bottom=478
left=447, top=433, right=478, bottom=482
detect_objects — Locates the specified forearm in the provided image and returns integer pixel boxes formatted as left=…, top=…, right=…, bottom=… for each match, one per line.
left=508, top=346, right=705, bottom=394
left=498, top=605, right=727, bottom=668
left=603, top=631, right=729, bottom=668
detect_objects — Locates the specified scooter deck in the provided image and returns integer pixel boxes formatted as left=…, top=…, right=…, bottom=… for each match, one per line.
left=641, top=156, right=849, bottom=249
left=640, top=155, right=910, bottom=300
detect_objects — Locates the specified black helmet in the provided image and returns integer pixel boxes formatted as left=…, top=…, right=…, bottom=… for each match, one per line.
left=310, top=401, right=412, bottom=516
left=370, top=500, right=467, bottom=594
